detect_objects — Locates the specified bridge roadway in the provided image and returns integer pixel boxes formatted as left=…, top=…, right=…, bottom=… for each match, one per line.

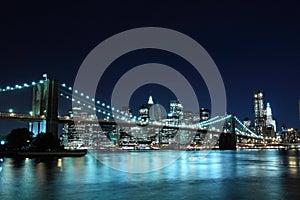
left=59, top=118, right=260, bottom=139
left=0, top=112, right=44, bottom=122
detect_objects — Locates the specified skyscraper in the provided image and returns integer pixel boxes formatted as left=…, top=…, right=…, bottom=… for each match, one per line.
left=139, top=104, right=150, bottom=122
left=265, top=102, right=276, bottom=132
left=182, top=111, right=193, bottom=124
left=169, top=99, right=183, bottom=120
left=168, top=99, right=183, bottom=126
left=139, top=95, right=161, bottom=122
left=254, top=90, right=265, bottom=135
left=199, top=108, right=211, bottom=122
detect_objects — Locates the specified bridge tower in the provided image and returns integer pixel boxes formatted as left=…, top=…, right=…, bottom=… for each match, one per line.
left=219, top=116, right=237, bottom=150
left=30, top=77, right=58, bottom=138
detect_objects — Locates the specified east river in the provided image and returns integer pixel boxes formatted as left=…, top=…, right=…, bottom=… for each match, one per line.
left=1, top=150, right=300, bottom=199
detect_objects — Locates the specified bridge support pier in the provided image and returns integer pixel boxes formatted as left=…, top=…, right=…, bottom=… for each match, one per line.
left=219, top=116, right=237, bottom=150
left=219, top=133, right=237, bottom=150
left=31, top=78, right=58, bottom=138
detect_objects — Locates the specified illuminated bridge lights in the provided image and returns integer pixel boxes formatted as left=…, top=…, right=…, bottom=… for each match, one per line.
left=199, top=115, right=223, bottom=126
left=0, top=79, right=47, bottom=94
left=58, top=83, right=261, bottom=138
left=60, top=83, right=116, bottom=114
left=234, top=116, right=259, bottom=138
left=15, top=85, right=22, bottom=89
left=61, top=92, right=126, bottom=121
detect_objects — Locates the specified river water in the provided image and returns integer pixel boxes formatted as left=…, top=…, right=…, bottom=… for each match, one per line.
left=1, top=150, right=300, bottom=200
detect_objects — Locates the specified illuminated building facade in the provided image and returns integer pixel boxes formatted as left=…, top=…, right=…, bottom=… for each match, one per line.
left=169, top=99, right=183, bottom=120
left=243, top=118, right=251, bottom=128
left=182, top=111, right=193, bottom=124
left=199, top=108, right=210, bottom=122
left=265, top=102, right=276, bottom=131
left=62, top=107, right=112, bottom=149
left=139, top=104, right=150, bottom=122
left=254, top=90, right=265, bottom=135
left=138, top=96, right=156, bottom=122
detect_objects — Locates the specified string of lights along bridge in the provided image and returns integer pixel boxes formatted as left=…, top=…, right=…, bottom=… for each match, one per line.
left=0, top=74, right=282, bottom=150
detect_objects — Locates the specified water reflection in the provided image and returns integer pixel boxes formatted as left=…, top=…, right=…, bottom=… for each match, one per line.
left=0, top=150, right=300, bottom=199
left=90, top=150, right=185, bottom=173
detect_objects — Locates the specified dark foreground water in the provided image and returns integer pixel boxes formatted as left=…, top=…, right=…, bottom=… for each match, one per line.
left=1, top=150, right=300, bottom=200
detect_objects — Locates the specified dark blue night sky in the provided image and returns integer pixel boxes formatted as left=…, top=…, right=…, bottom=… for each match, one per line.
left=0, top=0, right=300, bottom=134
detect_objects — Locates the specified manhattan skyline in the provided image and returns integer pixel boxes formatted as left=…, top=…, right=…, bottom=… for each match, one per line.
left=0, top=1, right=300, bottom=132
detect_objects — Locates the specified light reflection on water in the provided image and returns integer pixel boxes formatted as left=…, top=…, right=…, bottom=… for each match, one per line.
left=0, top=150, right=300, bottom=199
left=90, top=150, right=186, bottom=173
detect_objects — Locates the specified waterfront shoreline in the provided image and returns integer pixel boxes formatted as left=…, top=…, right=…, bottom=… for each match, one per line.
left=0, top=149, right=87, bottom=158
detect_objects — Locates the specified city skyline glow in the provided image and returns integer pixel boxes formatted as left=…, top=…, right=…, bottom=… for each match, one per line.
left=0, top=1, right=300, bottom=133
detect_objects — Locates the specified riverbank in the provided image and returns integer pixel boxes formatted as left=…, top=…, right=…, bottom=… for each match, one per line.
left=0, top=149, right=87, bottom=158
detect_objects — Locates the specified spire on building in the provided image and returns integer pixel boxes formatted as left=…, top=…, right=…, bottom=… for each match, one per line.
left=266, top=102, right=272, bottom=116
left=148, top=95, right=154, bottom=105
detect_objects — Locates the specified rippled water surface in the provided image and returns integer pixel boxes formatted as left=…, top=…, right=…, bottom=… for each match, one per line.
left=1, top=150, right=300, bottom=200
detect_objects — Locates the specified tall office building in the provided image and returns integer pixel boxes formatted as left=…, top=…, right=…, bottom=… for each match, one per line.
left=254, top=91, right=265, bottom=135
left=265, top=102, right=276, bottom=132
left=139, top=104, right=150, bottom=122
left=62, top=107, right=112, bottom=149
left=199, top=108, right=211, bottom=122
left=243, top=118, right=251, bottom=128
left=182, top=111, right=193, bottom=124
left=138, top=95, right=158, bottom=122
left=149, top=104, right=162, bottom=121
left=169, top=99, right=183, bottom=120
